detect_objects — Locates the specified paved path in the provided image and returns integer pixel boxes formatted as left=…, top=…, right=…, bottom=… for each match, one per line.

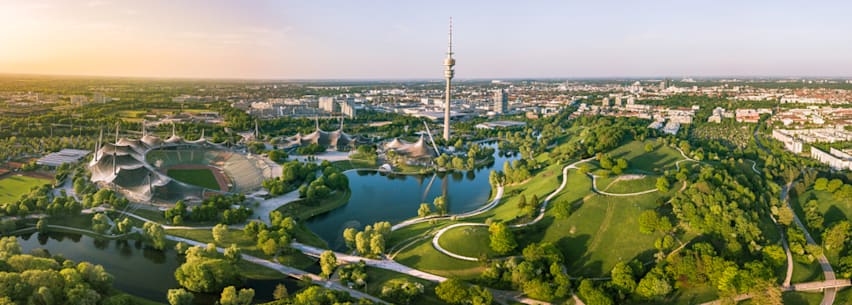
left=697, top=279, right=851, bottom=305
left=783, top=183, right=838, bottom=305
left=430, top=158, right=593, bottom=261
left=587, top=174, right=658, bottom=197
left=249, top=188, right=302, bottom=224
left=391, top=185, right=504, bottom=231
left=168, top=237, right=387, bottom=304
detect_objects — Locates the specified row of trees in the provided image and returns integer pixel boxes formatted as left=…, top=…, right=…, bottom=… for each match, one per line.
left=163, top=194, right=252, bottom=225
left=342, top=221, right=391, bottom=258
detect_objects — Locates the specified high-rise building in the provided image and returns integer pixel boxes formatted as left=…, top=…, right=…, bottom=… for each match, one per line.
left=493, top=89, right=508, bottom=113
left=442, top=18, right=455, bottom=141
left=318, top=96, right=338, bottom=113
left=340, top=99, right=356, bottom=118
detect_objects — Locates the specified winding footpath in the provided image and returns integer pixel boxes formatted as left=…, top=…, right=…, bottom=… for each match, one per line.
left=431, top=157, right=593, bottom=261
left=587, top=174, right=658, bottom=197
left=783, top=183, right=838, bottom=305
left=750, top=126, right=837, bottom=305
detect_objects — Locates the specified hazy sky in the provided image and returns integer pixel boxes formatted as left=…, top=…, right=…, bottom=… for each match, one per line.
left=1, top=0, right=851, bottom=79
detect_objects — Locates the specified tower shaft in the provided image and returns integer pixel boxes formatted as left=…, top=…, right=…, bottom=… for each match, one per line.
left=442, top=17, right=455, bottom=141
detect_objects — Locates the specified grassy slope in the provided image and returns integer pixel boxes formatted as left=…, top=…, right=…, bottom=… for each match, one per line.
left=165, top=168, right=220, bottom=190
left=0, top=175, right=51, bottom=203
left=363, top=267, right=449, bottom=305
left=395, top=139, right=688, bottom=278
left=437, top=225, right=500, bottom=259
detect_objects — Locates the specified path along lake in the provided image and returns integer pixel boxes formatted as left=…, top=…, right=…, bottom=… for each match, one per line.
left=306, top=144, right=517, bottom=250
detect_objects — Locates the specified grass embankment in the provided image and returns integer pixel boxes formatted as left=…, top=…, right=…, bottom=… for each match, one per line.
left=164, top=228, right=317, bottom=277
left=362, top=267, right=449, bottom=305
left=0, top=175, right=51, bottom=203
left=396, top=140, right=693, bottom=278
left=275, top=189, right=351, bottom=222
left=331, top=159, right=377, bottom=172
left=165, top=168, right=220, bottom=190
left=437, top=226, right=499, bottom=259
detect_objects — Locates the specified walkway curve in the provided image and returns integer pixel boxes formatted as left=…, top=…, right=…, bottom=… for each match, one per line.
left=431, top=158, right=593, bottom=261
left=587, top=174, right=658, bottom=197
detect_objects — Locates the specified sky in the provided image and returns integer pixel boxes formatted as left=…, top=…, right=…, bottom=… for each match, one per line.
left=1, top=0, right=852, bottom=79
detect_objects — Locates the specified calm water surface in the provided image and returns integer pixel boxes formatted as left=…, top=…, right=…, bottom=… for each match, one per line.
left=306, top=145, right=517, bottom=250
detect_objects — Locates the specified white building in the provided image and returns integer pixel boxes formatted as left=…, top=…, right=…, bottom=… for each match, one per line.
left=811, top=147, right=852, bottom=171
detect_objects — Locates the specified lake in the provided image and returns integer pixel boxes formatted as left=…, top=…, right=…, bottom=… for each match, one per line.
left=306, top=144, right=517, bottom=250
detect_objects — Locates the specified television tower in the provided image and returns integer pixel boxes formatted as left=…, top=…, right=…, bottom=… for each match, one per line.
left=442, top=17, right=455, bottom=141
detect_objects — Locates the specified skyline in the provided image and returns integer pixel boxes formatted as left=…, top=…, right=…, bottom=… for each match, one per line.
left=2, top=0, right=852, bottom=79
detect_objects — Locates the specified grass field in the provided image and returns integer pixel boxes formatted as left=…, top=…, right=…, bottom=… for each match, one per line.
left=165, top=168, right=220, bottom=190
left=604, top=139, right=684, bottom=173
left=0, top=175, right=51, bottom=203
left=437, top=225, right=500, bottom=259
left=797, top=188, right=850, bottom=228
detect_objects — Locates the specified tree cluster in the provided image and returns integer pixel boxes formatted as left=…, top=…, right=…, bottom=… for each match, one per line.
left=342, top=221, right=390, bottom=258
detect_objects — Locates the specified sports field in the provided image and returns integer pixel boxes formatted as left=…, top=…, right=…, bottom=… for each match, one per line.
left=0, top=175, right=51, bottom=203
left=166, top=168, right=221, bottom=190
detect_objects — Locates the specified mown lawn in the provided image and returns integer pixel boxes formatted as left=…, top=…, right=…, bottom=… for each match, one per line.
left=437, top=225, right=499, bottom=259
left=0, top=175, right=51, bottom=203
left=392, top=238, right=485, bottom=279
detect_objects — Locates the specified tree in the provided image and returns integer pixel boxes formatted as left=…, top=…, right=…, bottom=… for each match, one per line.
left=823, top=221, right=851, bottom=252
left=113, top=218, right=132, bottom=235
left=36, top=219, right=48, bottom=233
left=355, top=232, right=370, bottom=255
left=273, top=283, right=289, bottom=300
left=638, top=210, right=659, bottom=234
left=577, top=280, right=613, bottom=305
left=469, top=285, right=493, bottom=305
left=370, top=233, right=385, bottom=256
left=381, top=278, right=424, bottom=305
left=213, top=224, right=228, bottom=244
left=343, top=227, right=357, bottom=250
left=175, top=256, right=240, bottom=293
left=762, top=245, right=787, bottom=268
left=814, top=178, right=828, bottom=191
left=417, top=203, right=432, bottom=218
left=610, top=262, right=636, bottom=296
left=488, top=222, right=517, bottom=255
left=433, top=196, right=447, bottom=215
left=553, top=200, right=571, bottom=219
left=635, top=268, right=671, bottom=299
left=435, top=279, right=469, bottom=304
left=776, top=206, right=794, bottom=226
left=219, top=286, right=254, bottom=305
left=320, top=251, right=337, bottom=279
left=143, top=222, right=166, bottom=250
left=645, top=143, right=654, bottom=152
left=91, top=213, right=110, bottom=234
left=167, top=288, right=193, bottom=305
left=224, top=244, right=242, bottom=263
left=260, top=239, right=277, bottom=256
left=749, top=279, right=783, bottom=305
left=655, top=177, right=670, bottom=193
left=827, top=179, right=844, bottom=193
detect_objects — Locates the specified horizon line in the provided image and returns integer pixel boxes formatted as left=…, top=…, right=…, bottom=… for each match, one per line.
left=1, top=72, right=852, bottom=82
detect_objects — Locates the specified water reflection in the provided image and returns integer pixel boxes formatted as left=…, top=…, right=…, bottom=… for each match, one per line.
left=306, top=143, right=518, bottom=251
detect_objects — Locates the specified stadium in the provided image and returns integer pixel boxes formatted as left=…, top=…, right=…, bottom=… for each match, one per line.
left=89, top=130, right=276, bottom=203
